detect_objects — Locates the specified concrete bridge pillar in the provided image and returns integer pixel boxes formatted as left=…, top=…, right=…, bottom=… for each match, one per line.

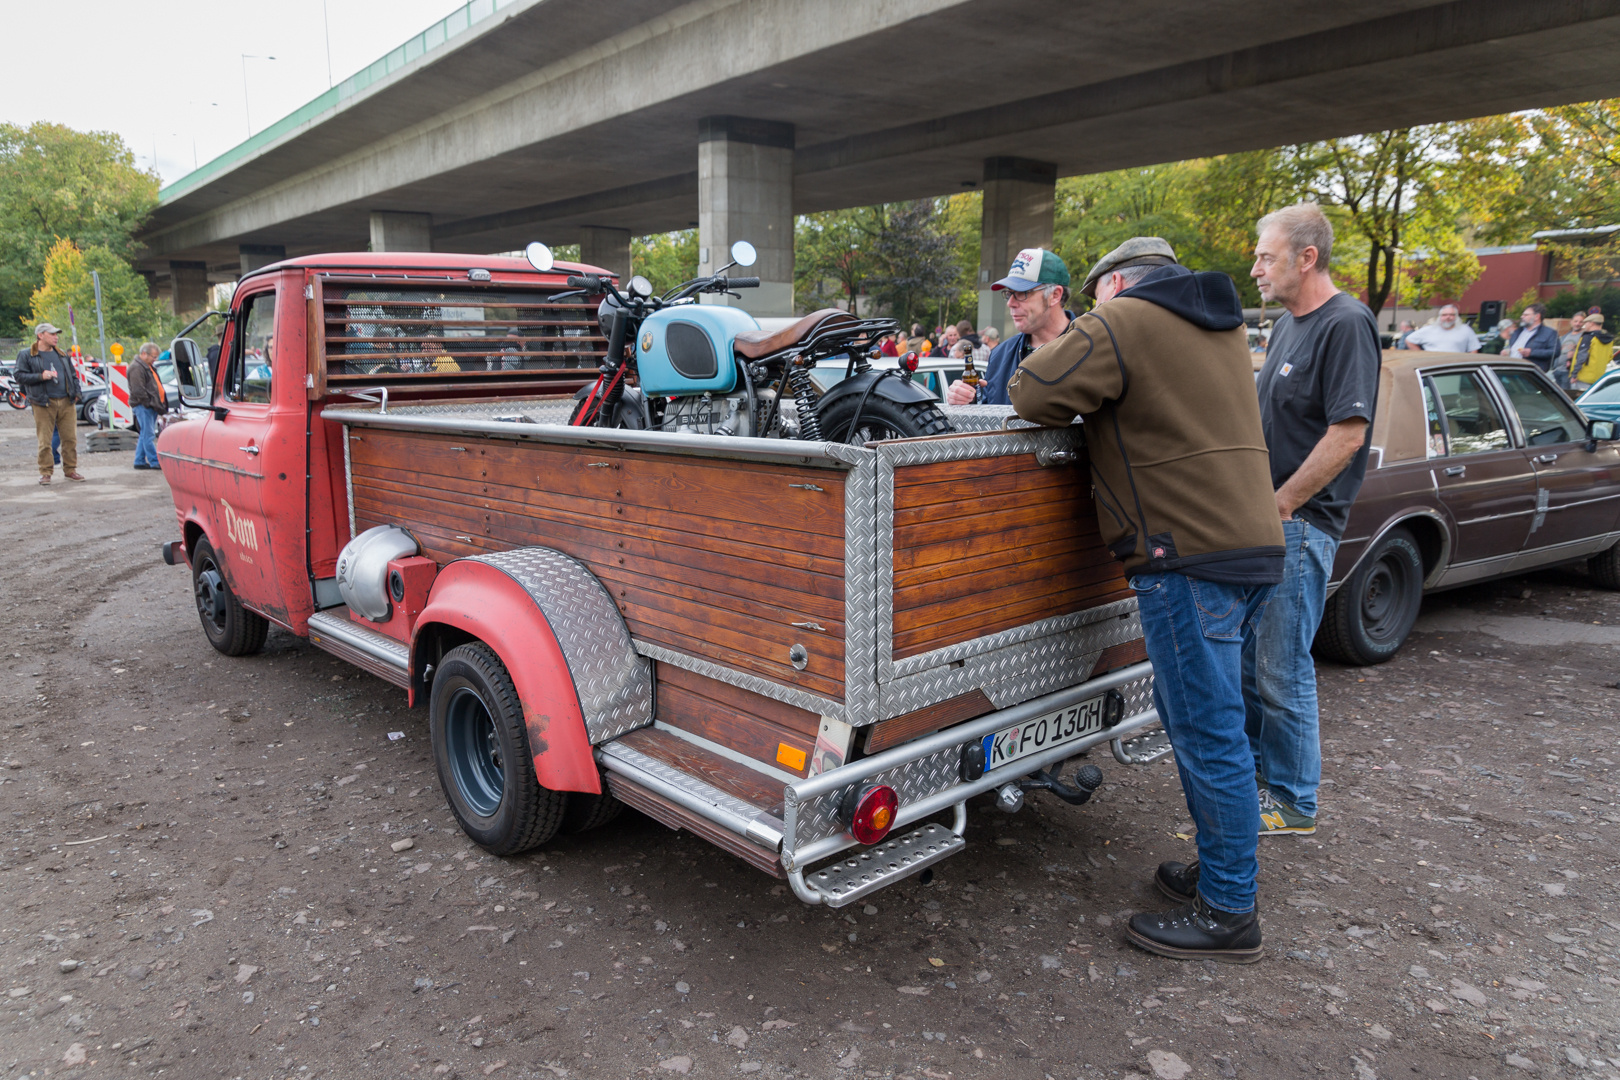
left=239, top=244, right=286, bottom=277
left=697, top=116, right=794, bottom=317
left=977, top=157, right=1057, bottom=337
left=370, top=211, right=433, bottom=252
left=169, top=260, right=210, bottom=316
left=579, top=226, right=632, bottom=284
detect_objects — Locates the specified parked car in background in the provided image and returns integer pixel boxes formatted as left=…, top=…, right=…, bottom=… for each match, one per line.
left=1575, top=369, right=1620, bottom=423
left=1316, top=353, right=1620, bottom=665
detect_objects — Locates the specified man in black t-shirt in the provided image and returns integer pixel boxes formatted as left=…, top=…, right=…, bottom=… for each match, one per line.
left=1246, top=203, right=1381, bottom=838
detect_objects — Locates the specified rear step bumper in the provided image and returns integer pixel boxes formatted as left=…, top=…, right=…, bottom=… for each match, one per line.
left=597, top=660, right=1161, bottom=904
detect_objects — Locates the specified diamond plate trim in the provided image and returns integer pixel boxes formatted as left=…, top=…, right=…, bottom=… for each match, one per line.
left=893, top=598, right=1138, bottom=679
left=470, top=548, right=652, bottom=744
left=843, top=454, right=879, bottom=724
left=634, top=641, right=845, bottom=720
left=598, top=740, right=784, bottom=832
left=937, top=404, right=1045, bottom=432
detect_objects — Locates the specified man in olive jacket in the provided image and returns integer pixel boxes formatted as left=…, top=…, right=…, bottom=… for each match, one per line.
left=1009, top=237, right=1283, bottom=963
left=15, top=323, right=84, bottom=485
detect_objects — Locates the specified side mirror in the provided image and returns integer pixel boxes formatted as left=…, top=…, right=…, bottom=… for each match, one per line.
left=525, top=241, right=554, bottom=272
left=1591, top=420, right=1616, bottom=441
left=171, top=338, right=213, bottom=409
left=730, top=240, right=757, bottom=268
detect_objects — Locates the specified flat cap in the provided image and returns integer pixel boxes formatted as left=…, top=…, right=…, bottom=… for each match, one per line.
left=1080, top=237, right=1180, bottom=298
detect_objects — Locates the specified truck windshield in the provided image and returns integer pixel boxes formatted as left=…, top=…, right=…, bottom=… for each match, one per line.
left=321, top=285, right=603, bottom=379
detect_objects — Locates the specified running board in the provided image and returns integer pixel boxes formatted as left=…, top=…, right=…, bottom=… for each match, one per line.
left=598, top=740, right=785, bottom=863
left=1112, top=726, right=1173, bottom=765
left=796, top=823, right=965, bottom=908
left=306, top=609, right=411, bottom=689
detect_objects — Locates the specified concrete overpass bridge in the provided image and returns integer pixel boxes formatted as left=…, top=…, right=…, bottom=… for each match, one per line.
left=138, top=0, right=1620, bottom=327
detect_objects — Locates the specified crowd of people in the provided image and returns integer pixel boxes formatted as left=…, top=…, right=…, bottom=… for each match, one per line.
left=1393, top=302, right=1616, bottom=392
left=878, top=318, right=1000, bottom=364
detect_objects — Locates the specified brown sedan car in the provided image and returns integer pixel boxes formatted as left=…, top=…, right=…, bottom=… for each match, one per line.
left=1317, top=352, right=1620, bottom=665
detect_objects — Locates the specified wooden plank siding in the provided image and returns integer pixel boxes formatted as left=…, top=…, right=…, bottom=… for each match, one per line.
left=654, top=665, right=821, bottom=778
left=347, top=428, right=848, bottom=699
left=890, top=450, right=1132, bottom=660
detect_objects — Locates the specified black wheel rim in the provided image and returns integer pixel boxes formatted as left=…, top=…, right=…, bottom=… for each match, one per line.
left=194, top=557, right=228, bottom=632
left=1361, top=553, right=1412, bottom=643
left=445, top=686, right=504, bottom=817
left=842, top=419, right=904, bottom=446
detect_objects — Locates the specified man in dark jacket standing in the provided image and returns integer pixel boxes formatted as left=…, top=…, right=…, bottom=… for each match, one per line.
left=128, top=342, right=169, bottom=471
left=1009, top=238, right=1285, bottom=963
left=15, top=323, right=84, bottom=485
left=945, top=248, right=1073, bottom=406
left=1505, top=303, right=1560, bottom=372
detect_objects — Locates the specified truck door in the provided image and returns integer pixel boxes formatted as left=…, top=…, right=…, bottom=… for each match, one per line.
left=198, top=287, right=288, bottom=619
left=1426, top=368, right=1536, bottom=565
left=1491, top=365, right=1620, bottom=551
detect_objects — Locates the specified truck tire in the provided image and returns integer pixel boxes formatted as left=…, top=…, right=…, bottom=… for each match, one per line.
left=1588, top=539, right=1620, bottom=589
left=817, top=395, right=953, bottom=445
left=430, top=643, right=565, bottom=855
left=190, top=536, right=269, bottom=656
left=560, top=789, right=624, bottom=834
left=1315, top=526, right=1423, bottom=666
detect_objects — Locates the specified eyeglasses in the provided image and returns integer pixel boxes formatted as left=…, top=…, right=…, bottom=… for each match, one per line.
left=1005, top=285, right=1051, bottom=302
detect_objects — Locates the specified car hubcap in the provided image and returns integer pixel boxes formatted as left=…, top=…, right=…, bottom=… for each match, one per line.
left=445, top=686, right=504, bottom=817
left=1362, top=558, right=1406, bottom=640
left=195, top=563, right=228, bottom=630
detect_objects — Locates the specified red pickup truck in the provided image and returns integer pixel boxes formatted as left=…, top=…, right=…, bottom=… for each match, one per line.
left=156, top=251, right=1164, bottom=906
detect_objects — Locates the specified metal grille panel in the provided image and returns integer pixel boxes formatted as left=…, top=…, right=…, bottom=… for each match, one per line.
left=471, top=548, right=652, bottom=743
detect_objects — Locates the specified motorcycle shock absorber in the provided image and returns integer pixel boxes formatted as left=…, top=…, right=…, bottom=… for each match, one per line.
left=788, top=362, right=823, bottom=442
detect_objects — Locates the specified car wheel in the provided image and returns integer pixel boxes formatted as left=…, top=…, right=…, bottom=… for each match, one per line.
left=1316, top=526, right=1424, bottom=666
left=1589, top=539, right=1620, bottom=590
left=430, top=643, right=565, bottom=855
left=190, top=536, right=269, bottom=656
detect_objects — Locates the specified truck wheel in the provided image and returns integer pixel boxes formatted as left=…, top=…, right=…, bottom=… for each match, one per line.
left=190, top=536, right=269, bottom=656
left=1588, top=539, right=1620, bottom=590
left=818, top=396, right=953, bottom=445
left=1315, top=526, right=1423, bottom=666
left=430, top=643, right=565, bottom=855
left=560, top=789, right=624, bottom=834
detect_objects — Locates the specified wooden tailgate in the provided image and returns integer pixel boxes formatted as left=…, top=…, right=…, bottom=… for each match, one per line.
left=890, top=447, right=1131, bottom=660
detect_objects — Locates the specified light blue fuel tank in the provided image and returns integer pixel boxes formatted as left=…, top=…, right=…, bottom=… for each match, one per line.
left=635, top=304, right=760, bottom=396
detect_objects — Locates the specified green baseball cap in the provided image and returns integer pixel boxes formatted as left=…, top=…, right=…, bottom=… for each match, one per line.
left=991, top=248, right=1071, bottom=293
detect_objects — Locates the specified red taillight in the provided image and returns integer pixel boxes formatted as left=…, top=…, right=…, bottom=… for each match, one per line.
left=900, top=351, right=920, bottom=373
left=848, top=784, right=899, bottom=846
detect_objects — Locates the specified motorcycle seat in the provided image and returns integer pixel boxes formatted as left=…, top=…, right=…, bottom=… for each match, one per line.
left=733, top=308, right=858, bottom=359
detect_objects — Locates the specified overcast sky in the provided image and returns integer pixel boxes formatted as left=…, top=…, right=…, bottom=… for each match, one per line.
left=5, top=0, right=471, bottom=187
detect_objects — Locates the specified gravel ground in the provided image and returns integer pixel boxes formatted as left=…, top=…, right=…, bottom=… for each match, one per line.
left=2, top=406, right=1617, bottom=1080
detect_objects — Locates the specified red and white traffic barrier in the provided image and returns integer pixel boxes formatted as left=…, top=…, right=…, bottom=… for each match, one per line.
left=108, top=363, right=132, bottom=429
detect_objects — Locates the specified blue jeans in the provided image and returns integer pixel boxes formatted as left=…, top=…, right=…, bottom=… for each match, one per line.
left=1131, top=570, right=1273, bottom=914
left=134, top=405, right=160, bottom=467
left=1242, top=518, right=1338, bottom=819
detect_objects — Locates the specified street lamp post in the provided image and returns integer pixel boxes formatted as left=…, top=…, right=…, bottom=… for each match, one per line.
left=241, top=54, right=277, bottom=137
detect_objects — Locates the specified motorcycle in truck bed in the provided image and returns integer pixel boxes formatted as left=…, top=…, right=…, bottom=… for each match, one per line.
left=156, top=250, right=1165, bottom=907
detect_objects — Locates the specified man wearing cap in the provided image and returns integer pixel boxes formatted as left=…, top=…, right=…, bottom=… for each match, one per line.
left=14, top=323, right=84, bottom=485
left=946, top=248, right=1073, bottom=406
left=1008, top=237, right=1285, bottom=963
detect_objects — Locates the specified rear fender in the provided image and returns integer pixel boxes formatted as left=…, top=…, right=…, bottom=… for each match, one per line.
left=413, top=551, right=653, bottom=794
left=816, top=367, right=940, bottom=414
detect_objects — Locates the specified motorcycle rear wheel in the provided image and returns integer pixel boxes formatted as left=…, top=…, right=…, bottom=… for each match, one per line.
left=5, top=390, right=25, bottom=409
left=817, top=395, right=953, bottom=446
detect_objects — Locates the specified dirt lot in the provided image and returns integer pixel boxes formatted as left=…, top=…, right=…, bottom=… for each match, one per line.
left=2, top=405, right=1618, bottom=1080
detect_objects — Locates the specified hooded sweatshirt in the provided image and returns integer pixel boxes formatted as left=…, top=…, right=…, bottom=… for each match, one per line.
left=1007, top=265, right=1284, bottom=584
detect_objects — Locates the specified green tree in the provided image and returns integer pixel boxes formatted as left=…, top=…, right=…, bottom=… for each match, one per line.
left=631, top=230, right=698, bottom=296
left=27, top=237, right=170, bottom=352
left=794, top=208, right=879, bottom=314
left=864, top=201, right=967, bottom=331
left=0, top=122, right=159, bottom=330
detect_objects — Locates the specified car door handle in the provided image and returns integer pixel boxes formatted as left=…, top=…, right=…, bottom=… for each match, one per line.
left=238, top=445, right=261, bottom=456
left=1535, top=453, right=1558, bottom=464
left=1443, top=465, right=1466, bottom=477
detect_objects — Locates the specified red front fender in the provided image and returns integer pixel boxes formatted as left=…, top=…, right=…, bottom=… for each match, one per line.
left=414, top=560, right=600, bottom=794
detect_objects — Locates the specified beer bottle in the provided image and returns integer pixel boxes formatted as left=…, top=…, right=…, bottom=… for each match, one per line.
left=960, top=351, right=982, bottom=386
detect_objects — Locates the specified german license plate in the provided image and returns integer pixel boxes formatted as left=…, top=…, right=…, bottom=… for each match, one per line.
left=981, top=695, right=1107, bottom=771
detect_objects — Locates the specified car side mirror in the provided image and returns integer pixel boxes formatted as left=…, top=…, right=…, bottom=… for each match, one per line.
left=171, top=337, right=213, bottom=410
left=1589, top=420, right=1616, bottom=446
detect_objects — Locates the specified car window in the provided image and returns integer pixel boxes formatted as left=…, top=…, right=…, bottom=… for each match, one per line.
left=1494, top=368, right=1584, bottom=446
left=1422, top=376, right=1448, bottom=457
left=1428, top=370, right=1511, bottom=455
left=1579, top=373, right=1620, bottom=404
left=226, top=291, right=275, bottom=404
